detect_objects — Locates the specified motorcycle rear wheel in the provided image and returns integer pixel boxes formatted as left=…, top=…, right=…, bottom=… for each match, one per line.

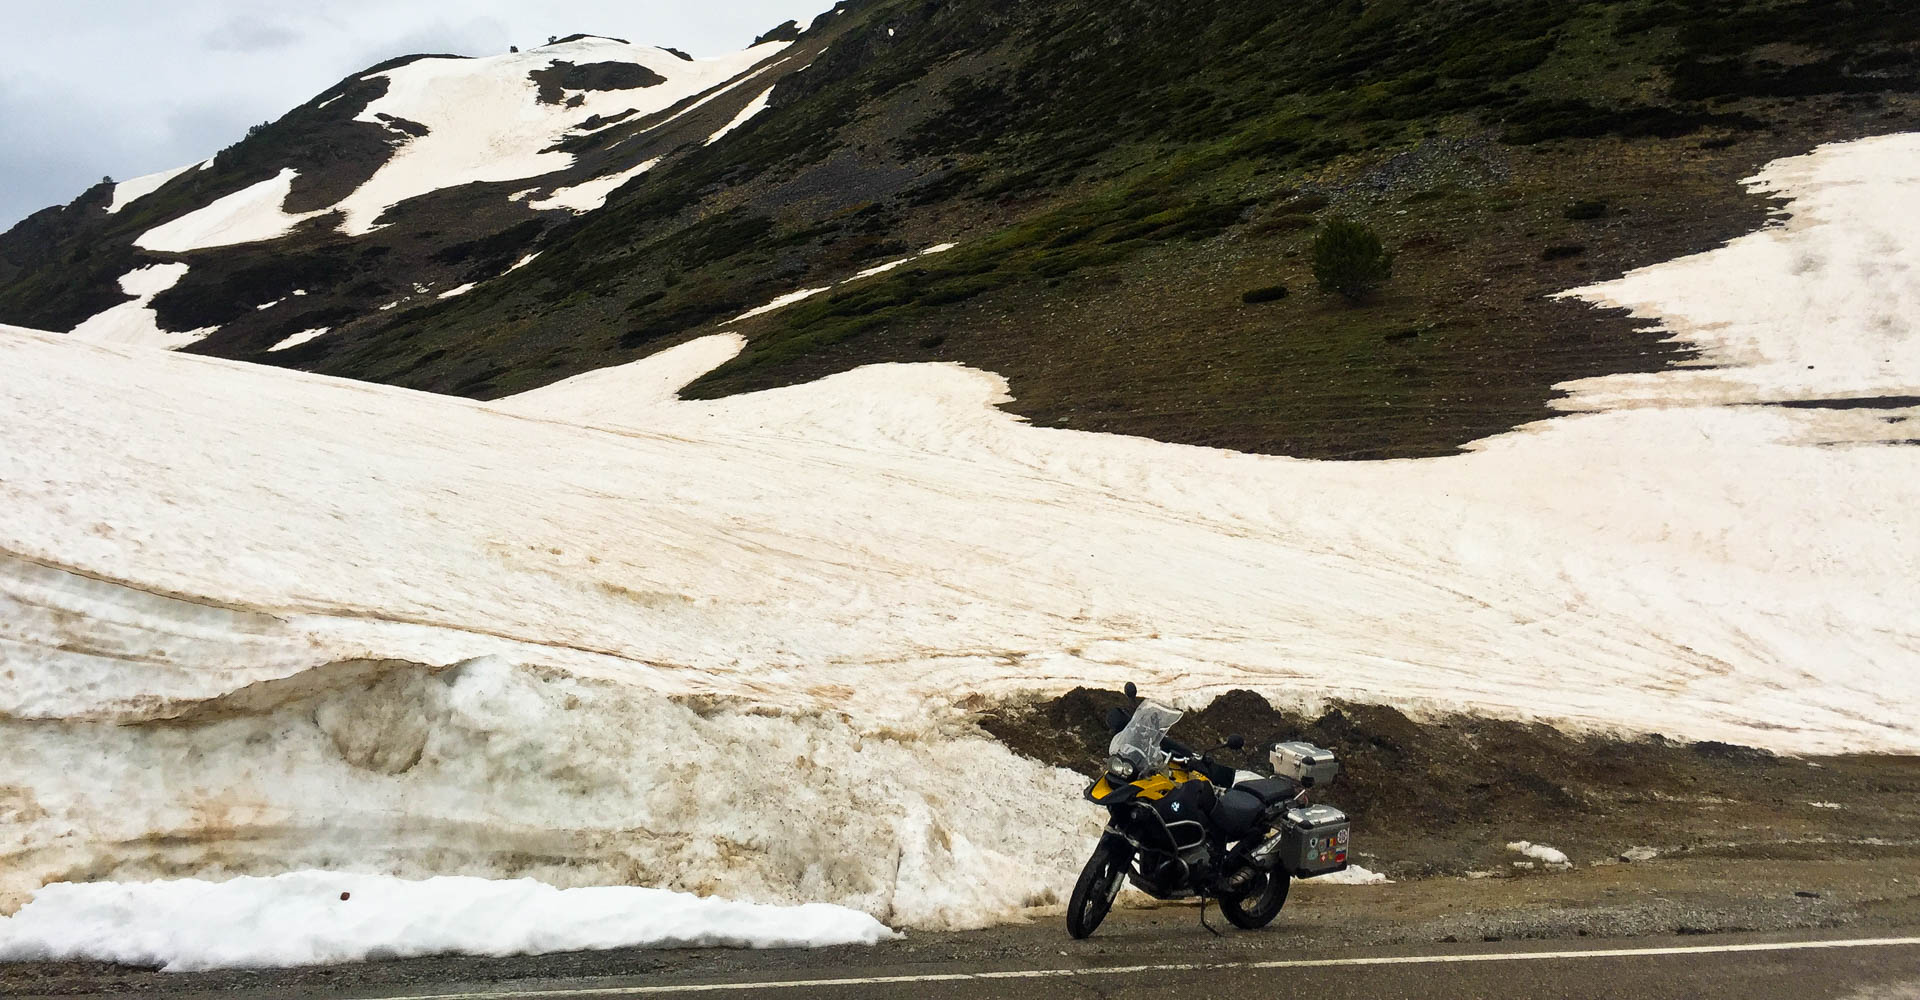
left=1220, top=869, right=1289, bottom=929
left=1066, top=842, right=1127, bottom=939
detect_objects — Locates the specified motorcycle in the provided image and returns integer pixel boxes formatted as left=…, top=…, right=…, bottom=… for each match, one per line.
left=1066, top=682, right=1351, bottom=938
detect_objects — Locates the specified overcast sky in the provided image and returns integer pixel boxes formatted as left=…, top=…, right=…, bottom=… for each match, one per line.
left=0, top=1, right=834, bottom=230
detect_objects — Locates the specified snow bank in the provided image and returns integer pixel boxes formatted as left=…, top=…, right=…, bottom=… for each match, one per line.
left=105, top=163, right=194, bottom=214
left=133, top=168, right=326, bottom=252
left=4, top=134, right=1920, bottom=930
left=0, top=872, right=894, bottom=971
left=65, top=264, right=215, bottom=350
left=0, top=654, right=1093, bottom=927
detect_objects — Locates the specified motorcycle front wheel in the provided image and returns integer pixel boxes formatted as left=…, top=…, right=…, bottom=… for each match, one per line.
left=1066, top=842, right=1128, bottom=939
left=1220, top=869, right=1289, bottom=929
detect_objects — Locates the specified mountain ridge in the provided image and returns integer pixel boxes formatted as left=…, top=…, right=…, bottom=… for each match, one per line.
left=5, top=0, right=1918, bottom=458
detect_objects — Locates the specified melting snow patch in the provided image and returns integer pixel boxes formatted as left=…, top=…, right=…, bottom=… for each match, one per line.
left=0, top=872, right=896, bottom=971
left=268, top=328, right=330, bottom=352
left=510, top=252, right=541, bottom=271
left=133, top=168, right=327, bottom=252
left=437, top=283, right=476, bottom=299
left=1808, top=801, right=1844, bottom=810
left=1620, top=846, right=1660, bottom=862
left=1508, top=841, right=1571, bottom=866
left=705, top=85, right=776, bottom=145
left=729, top=285, right=832, bottom=323
left=106, top=163, right=194, bottom=214
left=66, top=264, right=216, bottom=350
left=1302, top=865, right=1392, bottom=885
left=528, top=158, right=661, bottom=213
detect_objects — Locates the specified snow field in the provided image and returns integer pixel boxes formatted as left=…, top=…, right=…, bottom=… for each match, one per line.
left=133, top=168, right=325, bottom=252
left=334, top=38, right=790, bottom=235
left=0, top=871, right=894, bottom=971
left=3, top=134, right=1918, bottom=936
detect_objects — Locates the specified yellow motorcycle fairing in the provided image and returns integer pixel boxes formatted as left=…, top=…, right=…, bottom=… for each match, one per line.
left=1086, top=767, right=1209, bottom=803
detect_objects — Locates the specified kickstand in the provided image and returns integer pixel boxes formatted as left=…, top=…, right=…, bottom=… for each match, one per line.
left=1198, top=896, right=1224, bottom=937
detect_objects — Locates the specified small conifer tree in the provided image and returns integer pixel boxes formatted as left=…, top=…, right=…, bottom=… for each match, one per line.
left=1311, top=218, right=1393, bottom=303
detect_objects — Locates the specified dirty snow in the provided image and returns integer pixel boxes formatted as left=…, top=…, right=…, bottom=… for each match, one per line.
left=65, top=264, right=215, bottom=350
left=705, top=85, right=775, bottom=145
left=527, top=157, right=661, bottom=213
left=133, top=169, right=326, bottom=252
left=268, top=328, right=330, bottom=352
left=4, top=134, right=1920, bottom=929
left=330, top=37, right=790, bottom=234
left=0, top=872, right=894, bottom=971
left=105, top=163, right=194, bottom=214
left=1302, top=865, right=1392, bottom=886
left=1508, top=841, right=1571, bottom=866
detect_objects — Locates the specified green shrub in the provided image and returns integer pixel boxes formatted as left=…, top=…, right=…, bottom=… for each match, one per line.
left=1311, top=219, right=1393, bottom=303
left=1241, top=285, right=1289, bottom=304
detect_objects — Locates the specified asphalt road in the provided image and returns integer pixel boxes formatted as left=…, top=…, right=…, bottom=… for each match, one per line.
left=9, top=860, right=1920, bottom=999
left=14, top=933, right=1912, bottom=1000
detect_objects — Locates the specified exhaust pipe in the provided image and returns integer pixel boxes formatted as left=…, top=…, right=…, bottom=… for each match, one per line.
left=1246, top=826, right=1286, bottom=870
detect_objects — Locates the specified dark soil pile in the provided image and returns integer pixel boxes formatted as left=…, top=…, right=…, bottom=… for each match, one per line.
left=979, top=688, right=1920, bottom=876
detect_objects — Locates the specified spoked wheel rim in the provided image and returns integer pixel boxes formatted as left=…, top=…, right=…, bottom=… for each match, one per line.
left=1067, top=845, right=1127, bottom=938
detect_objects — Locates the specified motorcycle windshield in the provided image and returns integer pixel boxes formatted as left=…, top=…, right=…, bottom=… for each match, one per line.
left=1108, top=701, right=1183, bottom=777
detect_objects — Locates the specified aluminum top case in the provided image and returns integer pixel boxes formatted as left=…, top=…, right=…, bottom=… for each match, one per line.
left=1269, top=741, right=1340, bottom=787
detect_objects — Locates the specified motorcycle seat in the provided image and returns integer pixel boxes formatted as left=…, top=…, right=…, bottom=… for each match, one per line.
left=1208, top=788, right=1264, bottom=839
left=1233, top=777, right=1298, bottom=807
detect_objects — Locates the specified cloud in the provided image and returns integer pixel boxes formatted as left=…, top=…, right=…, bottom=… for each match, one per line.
left=203, top=16, right=304, bottom=53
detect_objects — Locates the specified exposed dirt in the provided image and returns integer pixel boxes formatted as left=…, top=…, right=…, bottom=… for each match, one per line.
left=979, top=689, right=1920, bottom=878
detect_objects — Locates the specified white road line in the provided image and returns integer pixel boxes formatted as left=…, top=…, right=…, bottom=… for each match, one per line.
left=374, top=936, right=1920, bottom=998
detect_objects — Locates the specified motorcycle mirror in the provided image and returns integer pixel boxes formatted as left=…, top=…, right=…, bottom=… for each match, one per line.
left=1123, top=682, right=1137, bottom=700
left=1104, top=706, right=1130, bottom=733
left=1226, top=734, right=1245, bottom=750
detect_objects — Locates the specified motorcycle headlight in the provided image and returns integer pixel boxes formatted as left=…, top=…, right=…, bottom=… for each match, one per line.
left=1105, top=755, right=1138, bottom=780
